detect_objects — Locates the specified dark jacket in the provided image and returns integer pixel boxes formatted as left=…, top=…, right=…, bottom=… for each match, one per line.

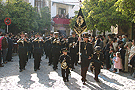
left=59, top=54, right=72, bottom=68
left=2, top=37, right=8, bottom=49
left=8, top=38, right=13, bottom=50
left=81, top=42, right=93, bottom=67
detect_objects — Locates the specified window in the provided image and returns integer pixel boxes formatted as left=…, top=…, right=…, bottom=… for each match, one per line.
left=35, top=0, right=45, bottom=12
left=58, top=8, right=66, bottom=15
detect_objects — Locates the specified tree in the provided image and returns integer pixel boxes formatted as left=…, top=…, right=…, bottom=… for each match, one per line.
left=37, top=7, right=51, bottom=31
left=70, top=0, right=131, bottom=35
left=115, top=0, right=135, bottom=23
left=0, top=0, right=51, bottom=34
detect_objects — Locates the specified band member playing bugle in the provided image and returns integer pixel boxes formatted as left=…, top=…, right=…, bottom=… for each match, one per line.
left=59, top=48, right=71, bottom=82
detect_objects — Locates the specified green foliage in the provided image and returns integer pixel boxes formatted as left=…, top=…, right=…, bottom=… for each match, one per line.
left=115, top=0, right=135, bottom=23
left=70, top=0, right=132, bottom=33
left=0, top=0, right=51, bottom=34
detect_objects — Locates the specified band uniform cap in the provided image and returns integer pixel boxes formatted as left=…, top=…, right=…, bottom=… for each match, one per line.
left=83, top=32, right=89, bottom=38
left=62, top=48, right=68, bottom=52
left=20, top=31, right=25, bottom=35
left=50, top=31, right=54, bottom=34
left=54, top=32, right=59, bottom=36
left=72, top=32, right=76, bottom=35
left=95, top=46, right=101, bottom=53
left=36, top=33, right=40, bottom=36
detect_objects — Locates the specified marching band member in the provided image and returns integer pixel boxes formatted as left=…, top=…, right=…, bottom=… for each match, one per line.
left=80, top=33, right=93, bottom=85
left=59, top=48, right=71, bottom=82
left=52, top=32, right=61, bottom=70
left=68, top=32, right=78, bottom=70
left=17, top=31, right=28, bottom=72
left=33, top=33, right=43, bottom=71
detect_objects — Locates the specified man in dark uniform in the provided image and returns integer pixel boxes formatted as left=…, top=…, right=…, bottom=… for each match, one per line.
left=29, top=35, right=34, bottom=59
left=90, top=46, right=103, bottom=82
left=17, top=32, right=28, bottom=72
left=46, top=32, right=54, bottom=66
left=33, top=33, right=43, bottom=71
left=6, top=34, right=13, bottom=62
left=59, top=48, right=71, bottom=82
left=61, top=36, right=68, bottom=50
left=80, top=33, right=93, bottom=85
left=52, top=32, right=61, bottom=70
left=68, top=32, right=78, bottom=70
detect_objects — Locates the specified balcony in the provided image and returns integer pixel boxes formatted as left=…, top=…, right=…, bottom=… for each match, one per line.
left=53, top=18, right=71, bottom=25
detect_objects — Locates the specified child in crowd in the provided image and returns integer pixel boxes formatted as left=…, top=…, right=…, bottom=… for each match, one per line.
left=112, top=53, right=116, bottom=72
left=114, top=52, right=123, bottom=73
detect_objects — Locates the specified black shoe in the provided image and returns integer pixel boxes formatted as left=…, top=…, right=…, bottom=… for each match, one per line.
left=37, top=68, right=40, bottom=70
left=72, top=67, right=75, bottom=69
left=4, top=62, right=7, bottom=64
left=34, top=69, right=37, bottom=71
left=23, top=68, right=25, bottom=70
left=94, top=78, right=99, bottom=82
left=81, top=78, right=84, bottom=82
left=63, top=78, right=66, bottom=82
left=9, top=60, right=13, bottom=62
left=0, top=64, right=4, bottom=67
left=67, top=79, right=69, bottom=82
left=83, top=82, right=86, bottom=85
left=19, top=69, right=23, bottom=72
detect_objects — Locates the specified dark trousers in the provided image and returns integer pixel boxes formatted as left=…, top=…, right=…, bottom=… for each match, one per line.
left=48, top=53, right=53, bottom=64
left=6, top=49, right=12, bottom=61
left=61, top=68, right=69, bottom=80
left=28, top=50, right=33, bottom=59
left=2, top=48, right=8, bottom=63
left=81, top=67, right=88, bottom=82
left=34, top=53, right=41, bottom=70
left=105, top=51, right=111, bottom=69
left=70, top=53, right=77, bottom=69
left=94, top=69, right=100, bottom=80
left=53, top=53, right=59, bottom=69
left=19, top=53, right=27, bottom=70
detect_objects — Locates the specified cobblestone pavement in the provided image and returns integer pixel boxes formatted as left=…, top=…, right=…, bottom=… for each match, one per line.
left=0, top=54, right=135, bottom=90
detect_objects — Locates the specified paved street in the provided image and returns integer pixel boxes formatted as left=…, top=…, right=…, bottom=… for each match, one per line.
left=0, top=54, right=135, bottom=90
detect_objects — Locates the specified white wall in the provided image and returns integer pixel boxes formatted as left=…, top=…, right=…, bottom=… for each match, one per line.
left=51, top=0, right=81, bottom=18
left=29, top=0, right=34, bottom=7
left=51, top=2, right=57, bottom=18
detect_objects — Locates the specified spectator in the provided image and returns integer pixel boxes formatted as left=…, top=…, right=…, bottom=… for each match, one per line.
left=109, top=49, right=114, bottom=71
left=6, top=34, right=13, bottom=62
left=113, top=38, right=118, bottom=52
left=118, top=44, right=125, bottom=71
left=112, top=53, right=116, bottom=72
left=2, top=33, right=8, bottom=64
left=114, top=52, right=123, bottom=73
left=103, top=35, right=107, bottom=48
left=122, top=35, right=126, bottom=45
left=124, top=39, right=132, bottom=72
left=100, top=37, right=104, bottom=49
left=125, top=35, right=129, bottom=42
left=0, top=31, right=4, bottom=67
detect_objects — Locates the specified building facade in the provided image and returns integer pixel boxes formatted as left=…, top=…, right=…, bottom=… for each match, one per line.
left=51, top=0, right=80, bottom=36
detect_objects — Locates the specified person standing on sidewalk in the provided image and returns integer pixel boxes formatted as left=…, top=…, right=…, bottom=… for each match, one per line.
left=2, top=33, right=8, bottom=64
left=6, top=34, right=13, bottom=62
left=0, top=31, right=4, bottom=67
